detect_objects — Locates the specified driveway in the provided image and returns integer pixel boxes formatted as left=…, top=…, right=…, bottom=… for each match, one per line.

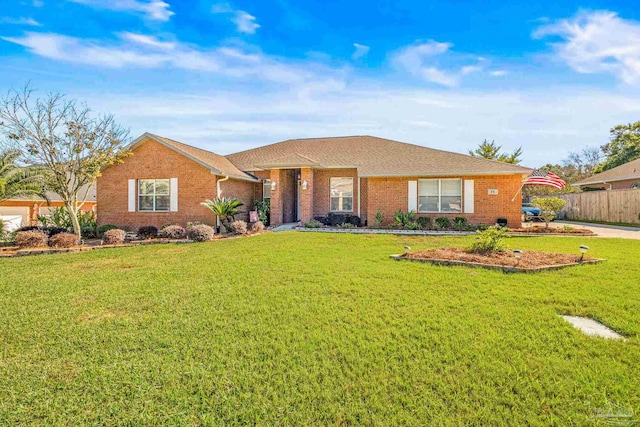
left=549, top=220, right=640, bottom=240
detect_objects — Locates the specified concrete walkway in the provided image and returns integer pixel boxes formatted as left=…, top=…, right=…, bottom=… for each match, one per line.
left=550, top=220, right=640, bottom=240
left=271, top=222, right=300, bottom=232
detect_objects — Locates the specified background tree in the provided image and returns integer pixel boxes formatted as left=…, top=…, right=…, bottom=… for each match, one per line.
left=0, top=148, right=48, bottom=204
left=0, top=85, right=130, bottom=238
left=594, top=121, right=640, bottom=173
left=468, top=139, right=522, bottom=164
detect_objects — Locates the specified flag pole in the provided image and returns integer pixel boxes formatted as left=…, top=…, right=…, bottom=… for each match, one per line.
left=511, top=178, right=527, bottom=202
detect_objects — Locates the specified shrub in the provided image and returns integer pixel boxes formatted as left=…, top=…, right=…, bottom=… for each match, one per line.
left=345, top=215, right=361, bottom=226
left=251, top=221, right=265, bottom=233
left=416, top=217, right=431, bottom=229
left=96, top=224, right=118, bottom=237
left=160, top=223, right=178, bottom=230
left=49, top=232, right=78, bottom=248
left=304, top=219, right=323, bottom=228
left=313, top=216, right=329, bottom=225
left=16, top=225, right=68, bottom=237
left=138, top=225, right=158, bottom=239
left=434, top=217, right=451, bottom=229
left=405, top=222, right=420, bottom=230
left=201, top=197, right=244, bottom=232
left=468, top=226, right=509, bottom=254
left=15, top=230, right=48, bottom=248
left=159, top=225, right=186, bottom=239
left=453, top=216, right=468, bottom=229
left=254, top=199, right=270, bottom=226
left=373, top=209, right=384, bottom=227
left=326, top=212, right=346, bottom=226
left=103, top=229, right=125, bottom=245
left=81, top=226, right=97, bottom=239
left=533, top=197, right=566, bottom=229
left=394, top=209, right=416, bottom=227
left=337, top=222, right=355, bottom=228
left=188, top=224, right=215, bottom=242
left=230, top=220, right=248, bottom=235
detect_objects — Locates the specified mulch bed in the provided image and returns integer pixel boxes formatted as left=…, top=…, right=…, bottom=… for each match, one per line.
left=510, top=226, right=594, bottom=235
left=400, top=247, right=599, bottom=270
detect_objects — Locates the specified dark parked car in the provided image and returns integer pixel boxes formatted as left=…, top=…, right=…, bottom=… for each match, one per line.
left=522, top=203, right=542, bottom=222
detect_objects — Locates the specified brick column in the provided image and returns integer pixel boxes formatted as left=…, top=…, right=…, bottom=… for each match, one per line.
left=269, top=169, right=283, bottom=225
left=300, top=168, right=314, bottom=223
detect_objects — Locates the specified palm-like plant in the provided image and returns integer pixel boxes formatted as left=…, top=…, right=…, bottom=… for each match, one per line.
left=201, top=197, right=244, bottom=232
left=0, top=149, right=48, bottom=204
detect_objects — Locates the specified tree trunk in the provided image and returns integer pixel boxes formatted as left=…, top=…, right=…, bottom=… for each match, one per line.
left=67, top=203, right=82, bottom=240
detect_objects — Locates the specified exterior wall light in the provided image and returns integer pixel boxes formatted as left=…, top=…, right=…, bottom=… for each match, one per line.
left=579, top=245, right=589, bottom=261
left=302, top=180, right=308, bottom=190
left=271, top=181, right=277, bottom=191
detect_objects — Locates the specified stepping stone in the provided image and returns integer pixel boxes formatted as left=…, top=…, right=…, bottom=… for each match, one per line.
left=561, top=315, right=624, bottom=340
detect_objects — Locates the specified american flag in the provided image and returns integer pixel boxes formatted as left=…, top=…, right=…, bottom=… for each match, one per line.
left=523, top=170, right=566, bottom=189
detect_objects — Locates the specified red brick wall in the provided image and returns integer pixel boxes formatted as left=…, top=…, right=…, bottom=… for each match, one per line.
left=300, top=168, right=314, bottom=223
left=360, top=177, right=368, bottom=223
left=97, top=138, right=218, bottom=229
left=312, top=168, right=359, bottom=217
left=219, top=178, right=260, bottom=222
left=366, top=175, right=523, bottom=227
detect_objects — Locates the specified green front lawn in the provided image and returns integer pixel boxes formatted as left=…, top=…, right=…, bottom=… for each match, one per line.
left=1, top=233, right=639, bottom=425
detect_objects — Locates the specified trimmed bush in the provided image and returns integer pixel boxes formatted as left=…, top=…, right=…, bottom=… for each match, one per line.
left=453, top=216, right=468, bottom=229
left=416, top=217, right=431, bottom=229
left=49, top=232, right=78, bottom=248
left=15, top=230, right=48, bottom=248
left=96, top=224, right=118, bottom=237
left=138, top=226, right=158, bottom=239
left=434, top=217, right=451, bottom=229
left=188, top=224, right=215, bottom=242
left=159, top=225, right=186, bottom=239
left=345, top=214, right=361, bottom=226
left=469, top=226, right=509, bottom=254
left=103, top=229, right=125, bottom=245
left=251, top=221, right=265, bottom=233
left=81, top=226, right=97, bottom=239
left=160, top=223, right=178, bottom=230
left=304, top=219, right=323, bottom=228
left=230, top=220, right=248, bottom=235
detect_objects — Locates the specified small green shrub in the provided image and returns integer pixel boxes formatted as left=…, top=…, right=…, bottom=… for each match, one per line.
left=159, top=225, right=187, bottom=239
left=394, top=210, right=416, bottom=227
left=15, top=230, right=48, bottom=248
left=434, top=217, right=451, bottom=229
left=405, top=222, right=420, bottom=230
left=416, top=217, right=431, bottom=229
left=188, top=224, right=215, bottom=242
left=103, top=229, right=125, bottom=245
left=96, top=224, right=118, bottom=237
left=251, top=221, right=265, bottom=233
left=304, top=219, right=323, bottom=228
left=468, top=226, right=509, bottom=254
left=337, top=222, right=355, bottom=228
left=138, top=226, right=158, bottom=239
left=453, top=217, right=468, bottom=229
left=373, top=209, right=384, bottom=227
left=230, top=220, right=248, bottom=235
left=49, top=232, right=78, bottom=248
left=254, top=199, right=270, bottom=226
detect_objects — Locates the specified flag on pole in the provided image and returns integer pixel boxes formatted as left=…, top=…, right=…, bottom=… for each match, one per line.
left=523, top=170, right=566, bottom=189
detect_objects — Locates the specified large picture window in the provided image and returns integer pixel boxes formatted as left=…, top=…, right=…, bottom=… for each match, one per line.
left=138, top=179, right=170, bottom=212
left=330, top=177, right=353, bottom=212
left=418, top=179, right=462, bottom=213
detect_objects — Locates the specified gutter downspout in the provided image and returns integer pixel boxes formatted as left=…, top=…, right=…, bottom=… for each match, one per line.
left=357, top=175, right=361, bottom=218
left=216, top=174, right=230, bottom=229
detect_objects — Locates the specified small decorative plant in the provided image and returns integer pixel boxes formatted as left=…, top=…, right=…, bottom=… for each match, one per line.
left=201, top=197, right=244, bottom=232
left=468, top=226, right=509, bottom=254
left=304, top=219, right=323, bottom=228
left=453, top=217, right=468, bottom=230
left=416, top=217, right=431, bottom=229
left=103, top=229, right=125, bottom=245
left=15, top=230, right=48, bottom=248
left=187, top=224, right=215, bottom=242
left=250, top=221, right=265, bottom=233
left=230, top=220, right=248, bottom=235
left=49, top=232, right=78, bottom=248
left=253, top=199, right=270, bottom=226
left=373, top=209, right=384, bottom=227
left=337, top=222, right=355, bottom=228
left=394, top=209, right=416, bottom=228
left=533, top=197, right=566, bottom=229
left=138, top=226, right=158, bottom=239
left=434, top=217, right=451, bottom=229
left=96, top=224, right=118, bottom=237
left=159, top=225, right=186, bottom=239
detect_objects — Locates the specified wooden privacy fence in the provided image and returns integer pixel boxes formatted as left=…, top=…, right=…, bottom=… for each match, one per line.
left=559, top=189, right=640, bottom=224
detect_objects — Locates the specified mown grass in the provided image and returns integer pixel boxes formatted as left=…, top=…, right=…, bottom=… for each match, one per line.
left=0, top=232, right=639, bottom=425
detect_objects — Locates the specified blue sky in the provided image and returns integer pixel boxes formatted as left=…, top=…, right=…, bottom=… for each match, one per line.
left=2, top=0, right=640, bottom=166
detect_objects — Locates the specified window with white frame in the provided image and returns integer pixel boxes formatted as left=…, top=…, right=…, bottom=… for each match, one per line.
left=330, top=177, right=353, bottom=212
left=418, top=178, right=462, bottom=213
left=263, top=179, right=271, bottom=199
left=138, top=179, right=170, bottom=212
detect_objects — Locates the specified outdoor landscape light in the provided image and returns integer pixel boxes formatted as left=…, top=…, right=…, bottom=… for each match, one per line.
left=579, top=245, right=589, bottom=261
left=404, top=246, right=411, bottom=254
left=513, top=249, right=523, bottom=265
left=270, top=181, right=277, bottom=191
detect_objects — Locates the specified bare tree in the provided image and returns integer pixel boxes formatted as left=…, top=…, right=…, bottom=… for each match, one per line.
left=0, top=85, right=130, bottom=238
left=564, top=146, right=602, bottom=176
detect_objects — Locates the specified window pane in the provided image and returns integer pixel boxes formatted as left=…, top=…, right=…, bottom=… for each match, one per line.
left=330, top=197, right=340, bottom=211
left=155, top=179, right=170, bottom=195
left=419, top=196, right=439, bottom=212
left=441, top=196, right=462, bottom=212
left=341, top=197, right=353, bottom=211
left=330, top=177, right=353, bottom=197
left=139, top=180, right=154, bottom=195
left=263, top=180, right=271, bottom=199
left=418, top=179, right=438, bottom=196
left=441, top=179, right=461, bottom=196
left=155, top=195, right=170, bottom=211
left=139, top=195, right=154, bottom=211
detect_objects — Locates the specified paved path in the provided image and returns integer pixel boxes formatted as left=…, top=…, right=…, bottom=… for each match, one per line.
left=550, top=220, right=640, bottom=240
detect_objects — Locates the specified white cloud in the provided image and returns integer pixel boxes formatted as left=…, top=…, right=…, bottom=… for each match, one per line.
left=352, top=43, right=370, bottom=60
left=212, top=3, right=260, bottom=34
left=391, top=40, right=483, bottom=87
left=70, top=0, right=174, bottom=22
left=119, top=32, right=176, bottom=49
left=534, top=10, right=640, bottom=84
left=0, top=17, right=42, bottom=26
left=490, top=70, right=508, bottom=76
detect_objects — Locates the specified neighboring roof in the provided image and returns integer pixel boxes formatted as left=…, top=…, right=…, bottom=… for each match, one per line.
left=7, top=181, right=96, bottom=203
left=130, top=133, right=258, bottom=182
left=226, top=135, right=532, bottom=177
left=573, top=158, right=640, bottom=186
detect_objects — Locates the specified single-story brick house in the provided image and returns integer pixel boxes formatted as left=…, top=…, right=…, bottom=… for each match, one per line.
left=97, top=133, right=532, bottom=229
left=572, top=158, right=640, bottom=190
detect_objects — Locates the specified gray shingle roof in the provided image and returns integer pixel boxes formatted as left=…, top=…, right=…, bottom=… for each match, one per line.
left=573, top=158, right=640, bottom=186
